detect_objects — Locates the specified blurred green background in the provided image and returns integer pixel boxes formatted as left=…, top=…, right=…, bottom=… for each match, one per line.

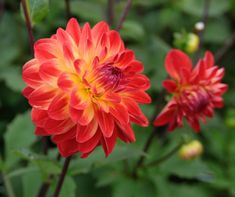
left=1, top=0, right=235, bottom=196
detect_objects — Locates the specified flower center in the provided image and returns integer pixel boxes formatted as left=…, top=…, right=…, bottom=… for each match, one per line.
left=98, top=64, right=123, bottom=90
left=178, top=86, right=210, bottom=114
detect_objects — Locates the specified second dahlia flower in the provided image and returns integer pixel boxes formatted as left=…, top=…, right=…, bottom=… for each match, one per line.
left=22, top=18, right=151, bottom=158
left=154, top=49, right=228, bottom=132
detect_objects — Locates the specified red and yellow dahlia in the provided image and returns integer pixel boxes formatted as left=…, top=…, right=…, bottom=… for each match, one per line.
left=22, top=18, right=151, bottom=158
left=154, top=49, right=228, bottom=132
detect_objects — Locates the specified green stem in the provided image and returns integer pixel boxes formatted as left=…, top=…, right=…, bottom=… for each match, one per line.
left=2, top=172, right=15, bottom=197
left=53, top=156, right=72, bottom=197
left=142, top=142, right=183, bottom=168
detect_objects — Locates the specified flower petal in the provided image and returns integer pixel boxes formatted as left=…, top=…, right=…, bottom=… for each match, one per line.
left=165, top=49, right=192, bottom=81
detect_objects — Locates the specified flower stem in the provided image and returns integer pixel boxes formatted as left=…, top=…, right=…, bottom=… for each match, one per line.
left=142, top=142, right=183, bottom=168
left=116, top=0, right=132, bottom=31
left=21, top=0, right=34, bottom=52
left=107, top=0, right=114, bottom=26
left=53, top=156, right=72, bottom=197
left=132, top=126, right=166, bottom=178
left=2, top=172, right=15, bottom=197
left=37, top=153, right=61, bottom=197
left=64, top=0, right=71, bottom=19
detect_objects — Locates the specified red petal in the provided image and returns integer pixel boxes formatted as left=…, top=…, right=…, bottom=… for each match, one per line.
left=126, top=91, right=151, bottom=104
left=57, top=72, right=78, bottom=92
left=162, top=80, right=177, bottom=93
left=28, top=85, right=56, bottom=109
left=57, top=138, right=79, bottom=157
left=66, top=18, right=81, bottom=46
left=77, top=131, right=101, bottom=154
left=154, top=102, right=176, bottom=126
left=35, top=127, right=49, bottom=136
left=44, top=118, right=75, bottom=135
left=48, top=93, right=69, bottom=120
left=125, top=61, right=144, bottom=73
left=108, top=30, right=124, bottom=55
left=101, top=130, right=117, bottom=157
left=22, top=87, right=34, bottom=98
left=31, top=108, right=48, bottom=127
left=69, top=104, right=94, bottom=125
left=92, top=21, right=109, bottom=45
left=39, top=59, right=61, bottom=85
left=203, top=51, right=214, bottom=68
left=96, top=110, right=114, bottom=138
left=52, top=126, right=76, bottom=143
left=76, top=119, right=98, bottom=143
left=70, top=87, right=89, bottom=109
left=34, top=38, right=61, bottom=61
left=22, top=59, right=42, bottom=88
left=110, top=104, right=129, bottom=125
left=123, top=98, right=149, bottom=126
left=165, top=49, right=192, bottom=81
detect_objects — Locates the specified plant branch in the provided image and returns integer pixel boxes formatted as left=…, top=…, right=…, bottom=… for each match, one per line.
left=107, top=0, right=114, bottom=26
left=53, top=156, right=72, bottom=197
left=64, top=0, right=71, bottom=19
left=215, top=32, right=235, bottom=64
left=142, top=142, right=183, bottom=168
left=116, top=0, right=132, bottom=31
left=37, top=153, right=61, bottom=197
left=198, top=0, right=210, bottom=48
left=21, top=0, right=34, bottom=52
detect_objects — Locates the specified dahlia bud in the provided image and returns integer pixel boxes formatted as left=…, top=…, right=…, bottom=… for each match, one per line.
left=174, top=32, right=199, bottom=54
left=178, top=140, right=203, bottom=160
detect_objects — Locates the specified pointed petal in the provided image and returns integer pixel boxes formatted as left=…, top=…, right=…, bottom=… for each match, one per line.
left=76, top=119, right=98, bottom=143
left=165, top=49, right=192, bottom=81
left=96, top=110, right=114, bottom=138
left=48, top=93, right=69, bottom=120
left=66, top=18, right=81, bottom=46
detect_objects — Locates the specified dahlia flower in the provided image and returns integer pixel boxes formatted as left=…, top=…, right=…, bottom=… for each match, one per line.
left=154, top=49, right=228, bottom=131
left=22, top=18, right=151, bottom=158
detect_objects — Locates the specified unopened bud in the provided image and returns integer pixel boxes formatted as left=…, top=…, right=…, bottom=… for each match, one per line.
left=195, top=22, right=205, bottom=32
left=185, top=33, right=200, bottom=53
left=179, top=140, right=203, bottom=160
left=173, top=32, right=200, bottom=54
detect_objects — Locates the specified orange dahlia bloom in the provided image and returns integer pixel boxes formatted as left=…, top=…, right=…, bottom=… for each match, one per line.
left=154, top=49, right=228, bottom=132
left=22, top=18, right=151, bottom=158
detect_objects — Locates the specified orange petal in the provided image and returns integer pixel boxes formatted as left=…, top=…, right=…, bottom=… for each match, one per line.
left=66, top=18, right=81, bottom=46
left=28, top=85, right=56, bottom=109
left=110, top=104, right=129, bottom=125
left=69, top=104, right=94, bottom=125
left=96, top=110, right=114, bottom=138
left=22, top=59, right=42, bottom=88
left=76, top=119, right=98, bottom=143
left=48, top=93, right=69, bottom=120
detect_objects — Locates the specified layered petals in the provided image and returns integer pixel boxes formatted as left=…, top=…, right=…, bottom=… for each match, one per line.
left=155, top=49, right=228, bottom=132
left=22, top=18, right=151, bottom=158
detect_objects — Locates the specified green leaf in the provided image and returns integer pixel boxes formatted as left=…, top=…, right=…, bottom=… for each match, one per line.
left=113, top=176, right=156, bottom=197
left=22, top=167, right=41, bottom=197
left=177, top=0, right=230, bottom=17
left=4, top=111, right=36, bottom=169
left=204, top=19, right=230, bottom=44
left=21, top=0, right=49, bottom=25
left=120, top=20, right=145, bottom=42
left=0, top=13, right=20, bottom=68
left=29, top=0, right=49, bottom=24
left=15, top=148, right=61, bottom=179
left=71, top=1, right=104, bottom=22
left=0, top=67, right=25, bottom=92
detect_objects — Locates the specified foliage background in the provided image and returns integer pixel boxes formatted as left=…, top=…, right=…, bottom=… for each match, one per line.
left=1, top=0, right=235, bottom=196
